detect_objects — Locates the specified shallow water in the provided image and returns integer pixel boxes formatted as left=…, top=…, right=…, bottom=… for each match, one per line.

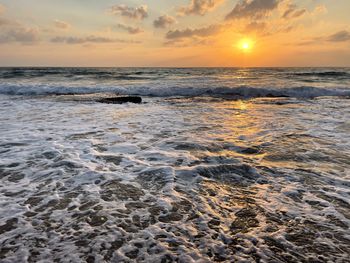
left=0, top=68, right=350, bottom=262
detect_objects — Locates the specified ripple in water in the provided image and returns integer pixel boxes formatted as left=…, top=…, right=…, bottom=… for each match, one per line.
left=0, top=94, right=349, bottom=262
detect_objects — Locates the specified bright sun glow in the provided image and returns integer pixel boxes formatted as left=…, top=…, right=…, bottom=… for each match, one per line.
left=238, top=39, right=254, bottom=52
left=242, top=42, right=250, bottom=50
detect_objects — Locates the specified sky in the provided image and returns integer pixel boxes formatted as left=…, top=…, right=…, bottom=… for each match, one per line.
left=0, top=0, right=349, bottom=67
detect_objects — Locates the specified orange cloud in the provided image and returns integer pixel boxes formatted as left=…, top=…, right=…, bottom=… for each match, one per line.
left=166, top=24, right=221, bottom=40
left=116, top=23, right=143, bottom=34
left=154, top=15, right=176, bottom=29
left=0, top=26, right=39, bottom=44
left=179, top=0, right=224, bottom=16
left=226, top=0, right=280, bottom=20
left=53, top=19, right=71, bottom=30
left=51, top=36, right=140, bottom=44
left=109, top=5, right=148, bottom=20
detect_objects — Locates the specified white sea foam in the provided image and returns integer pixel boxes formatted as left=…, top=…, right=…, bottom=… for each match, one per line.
left=0, top=68, right=350, bottom=262
left=0, top=83, right=350, bottom=98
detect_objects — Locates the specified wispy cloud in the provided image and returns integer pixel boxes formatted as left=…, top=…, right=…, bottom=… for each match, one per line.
left=166, top=24, right=221, bottom=39
left=312, top=5, right=327, bottom=16
left=153, top=15, right=176, bottom=29
left=51, top=35, right=139, bottom=44
left=295, top=30, right=350, bottom=46
left=0, top=17, right=14, bottom=27
left=109, top=5, right=148, bottom=20
left=53, top=19, right=71, bottom=30
left=179, top=0, right=224, bottom=16
left=282, top=4, right=306, bottom=19
left=116, top=23, right=143, bottom=34
left=327, top=30, right=350, bottom=42
left=0, top=5, right=39, bottom=44
left=0, top=26, right=39, bottom=44
left=226, top=0, right=280, bottom=20
left=245, top=21, right=267, bottom=32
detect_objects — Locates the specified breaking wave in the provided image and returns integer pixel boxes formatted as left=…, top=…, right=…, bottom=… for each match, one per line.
left=0, top=84, right=349, bottom=99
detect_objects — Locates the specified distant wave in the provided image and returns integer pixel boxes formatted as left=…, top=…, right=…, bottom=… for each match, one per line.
left=291, top=71, right=350, bottom=78
left=0, top=68, right=158, bottom=80
left=0, top=84, right=349, bottom=99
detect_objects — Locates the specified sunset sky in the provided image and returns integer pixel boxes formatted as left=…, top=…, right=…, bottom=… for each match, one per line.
left=0, top=0, right=349, bottom=67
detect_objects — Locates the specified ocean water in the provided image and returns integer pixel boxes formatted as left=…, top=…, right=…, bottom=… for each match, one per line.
left=0, top=68, right=349, bottom=262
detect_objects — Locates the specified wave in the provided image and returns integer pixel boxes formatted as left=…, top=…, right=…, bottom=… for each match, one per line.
left=291, top=71, right=350, bottom=78
left=0, top=84, right=349, bottom=99
left=0, top=70, right=155, bottom=81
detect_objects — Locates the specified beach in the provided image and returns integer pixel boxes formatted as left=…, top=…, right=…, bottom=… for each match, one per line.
left=0, top=68, right=350, bottom=262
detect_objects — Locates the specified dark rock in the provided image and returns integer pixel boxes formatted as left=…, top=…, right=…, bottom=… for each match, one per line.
left=86, top=255, right=95, bottom=263
left=0, top=218, right=18, bottom=234
left=148, top=206, right=165, bottom=216
left=208, top=219, right=221, bottom=228
left=197, top=164, right=259, bottom=184
left=97, top=155, right=123, bottom=166
left=125, top=202, right=149, bottom=209
left=104, top=239, right=124, bottom=260
left=263, top=236, right=285, bottom=251
left=161, top=254, right=173, bottom=263
left=25, top=196, right=43, bottom=206
left=8, top=172, right=25, bottom=182
left=79, top=201, right=99, bottom=211
left=75, top=240, right=89, bottom=247
left=230, top=207, right=259, bottom=233
left=98, top=96, right=142, bottom=104
left=100, top=180, right=144, bottom=201
left=125, top=249, right=139, bottom=259
left=158, top=212, right=183, bottom=223
left=136, top=168, right=172, bottom=191
left=24, top=211, right=38, bottom=217
left=240, top=147, right=262, bottom=155
left=265, top=93, right=289, bottom=98
left=87, top=214, right=108, bottom=226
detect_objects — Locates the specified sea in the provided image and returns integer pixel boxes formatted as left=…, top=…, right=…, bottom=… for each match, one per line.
left=0, top=67, right=349, bottom=262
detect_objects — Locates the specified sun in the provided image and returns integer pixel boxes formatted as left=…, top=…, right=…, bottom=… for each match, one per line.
left=242, top=42, right=250, bottom=50
left=238, top=39, right=254, bottom=52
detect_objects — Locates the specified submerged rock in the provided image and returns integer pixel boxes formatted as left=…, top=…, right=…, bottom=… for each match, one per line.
left=97, top=96, right=142, bottom=104
left=230, top=207, right=259, bottom=233
left=158, top=212, right=183, bottom=222
left=87, top=214, right=108, bottom=227
left=0, top=218, right=18, bottom=234
left=100, top=180, right=144, bottom=201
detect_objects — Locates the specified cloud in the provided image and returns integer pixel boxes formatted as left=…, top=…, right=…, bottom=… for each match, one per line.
left=0, top=17, right=14, bottom=27
left=245, top=21, right=266, bottom=32
left=110, top=5, right=148, bottom=20
left=0, top=8, right=38, bottom=44
left=51, top=35, right=139, bottom=44
left=53, top=19, right=71, bottom=29
left=327, top=30, right=350, bottom=42
left=164, top=38, right=214, bottom=47
left=0, top=4, right=5, bottom=15
left=116, top=23, right=143, bottom=34
left=225, top=0, right=280, bottom=20
left=179, top=0, right=224, bottom=16
left=153, top=15, right=176, bottom=29
left=312, top=5, right=327, bottom=15
left=296, top=30, right=350, bottom=46
left=282, top=4, right=306, bottom=19
left=0, top=26, right=39, bottom=44
left=166, top=24, right=221, bottom=39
